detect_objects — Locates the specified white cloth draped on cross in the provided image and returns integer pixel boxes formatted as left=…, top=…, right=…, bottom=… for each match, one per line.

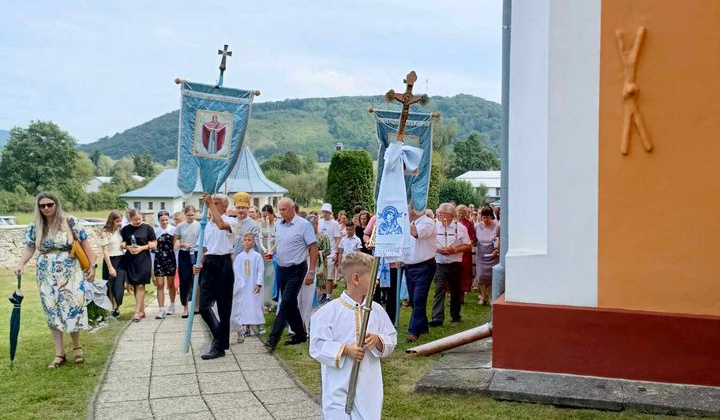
left=373, top=141, right=423, bottom=262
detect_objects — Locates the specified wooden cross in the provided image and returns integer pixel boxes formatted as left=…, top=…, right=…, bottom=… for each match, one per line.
left=616, top=27, right=652, bottom=155
left=385, top=70, right=429, bottom=142
left=218, top=44, right=232, bottom=77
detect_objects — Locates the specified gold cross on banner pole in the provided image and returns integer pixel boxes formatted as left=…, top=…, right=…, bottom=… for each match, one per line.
left=385, top=70, right=429, bottom=143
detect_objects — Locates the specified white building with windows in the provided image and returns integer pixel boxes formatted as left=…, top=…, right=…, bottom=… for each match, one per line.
left=456, top=170, right=501, bottom=202
left=120, top=147, right=287, bottom=213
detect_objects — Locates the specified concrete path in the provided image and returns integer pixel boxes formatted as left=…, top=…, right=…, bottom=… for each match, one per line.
left=91, top=301, right=322, bottom=420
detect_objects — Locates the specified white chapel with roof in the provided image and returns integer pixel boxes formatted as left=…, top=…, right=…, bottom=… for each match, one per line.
left=120, top=146, right=287, bottom=213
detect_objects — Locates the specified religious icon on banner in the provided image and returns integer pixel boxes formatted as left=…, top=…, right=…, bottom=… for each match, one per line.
left=193, top=110, right=234, bottom=159
left=378, top=206, right=403, bottom=235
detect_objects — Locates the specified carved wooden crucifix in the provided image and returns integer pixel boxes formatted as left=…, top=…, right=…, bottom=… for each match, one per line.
left=385, top=70, right=429, bottom=142
left=616, top=27, right=652, bottom=155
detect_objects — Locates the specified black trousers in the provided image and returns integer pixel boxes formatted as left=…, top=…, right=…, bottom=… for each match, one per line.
left=268, top=261, right=307, bottom=347
left=431, top=262, right=463, bottom=323
left=103, top=255, right=125, bottom=307
left=199, top=254, right=234, bottom=351
left=373, top=267, right=398, bottom=325
left=177, top=250, right=195, bottom=306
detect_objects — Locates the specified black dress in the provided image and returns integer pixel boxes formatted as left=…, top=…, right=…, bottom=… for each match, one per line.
left=121, top=223, right=156, bottom=286
left=153, top=226, right=177, bottom=277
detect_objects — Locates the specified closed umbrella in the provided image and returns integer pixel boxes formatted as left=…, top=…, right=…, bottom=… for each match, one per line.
left=9, top=273, right=23, bottom=364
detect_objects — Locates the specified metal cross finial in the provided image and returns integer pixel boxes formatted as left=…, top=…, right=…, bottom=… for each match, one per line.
left=217, top=44, right=232, bottom=87
left=385, top=70, right=429, bottom=142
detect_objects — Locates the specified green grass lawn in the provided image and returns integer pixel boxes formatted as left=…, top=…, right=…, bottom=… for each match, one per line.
left=265, top=287, right=705, bottom=420
left=0, top=269, right=142, bottom=420
left=10, top=210, right=115, bottom=225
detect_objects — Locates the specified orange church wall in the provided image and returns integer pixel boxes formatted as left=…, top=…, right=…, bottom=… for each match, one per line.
left=598, top=0, right=720, bottom=316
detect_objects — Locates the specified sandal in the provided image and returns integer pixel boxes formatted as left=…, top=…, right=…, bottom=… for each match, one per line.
left=133, top=313, right=142, bottom=322
left=73, top=347, right=84, bottom=364
left=48, top=354, right=66, bottom=369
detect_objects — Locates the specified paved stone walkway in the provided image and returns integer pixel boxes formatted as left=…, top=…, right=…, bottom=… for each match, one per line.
left=91, top=301, right=322, bottom=420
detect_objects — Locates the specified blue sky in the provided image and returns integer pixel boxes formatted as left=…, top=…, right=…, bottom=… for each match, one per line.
left=0, top=0, right=502, bottom=143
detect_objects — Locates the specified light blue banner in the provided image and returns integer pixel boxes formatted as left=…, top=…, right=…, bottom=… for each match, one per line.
left=373, top=109, right=434, bottom=211
left=177, top=81, right=255, bottom=194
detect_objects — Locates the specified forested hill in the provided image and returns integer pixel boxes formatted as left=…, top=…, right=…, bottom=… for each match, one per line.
left=79, top=94, right=501, bottom=163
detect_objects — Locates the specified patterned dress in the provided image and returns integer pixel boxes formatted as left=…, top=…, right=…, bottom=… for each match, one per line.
left=154, top=225, right=177, bottom=277
left=25, top=216, right=88, bottom=332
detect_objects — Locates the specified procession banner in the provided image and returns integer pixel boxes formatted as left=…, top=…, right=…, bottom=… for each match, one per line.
left=374, top=142, right=422, bottom=262
left=177, top=80, right=255, bottom=353
left=177, top=81, right=255, bottom=194
left=373, top=109, right=434, bottom=211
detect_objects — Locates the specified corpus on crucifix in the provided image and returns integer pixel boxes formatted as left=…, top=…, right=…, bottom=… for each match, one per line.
left=385, top=70, right=430, bottom=142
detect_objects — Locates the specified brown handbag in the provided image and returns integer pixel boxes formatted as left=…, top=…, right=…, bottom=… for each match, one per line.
left=68, top=218, right=90, bottom=271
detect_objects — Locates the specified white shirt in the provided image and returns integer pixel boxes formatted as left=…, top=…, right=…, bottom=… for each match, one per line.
left=318, top=218, right=341, bottom=254
left=310, top=292, right=397, bottom=420
left=435, top=220, right=471, bottom=264
left=200, top=214, right=238, bottom=255
left=338, top=235, right=362, bottom=254
left=404, top=215, right=437, bottom=265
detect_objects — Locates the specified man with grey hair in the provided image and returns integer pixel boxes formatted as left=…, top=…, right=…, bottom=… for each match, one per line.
left=265, top=197, right=318, bottom=351
left=193, top=192, right=238, bottom=360
left=430, top=202, right=471, bottom=326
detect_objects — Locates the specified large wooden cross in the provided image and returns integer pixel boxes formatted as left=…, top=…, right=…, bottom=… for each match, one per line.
left=385, top=70, right=429, bottom=142
left=218, top=44, right=232, bottom=77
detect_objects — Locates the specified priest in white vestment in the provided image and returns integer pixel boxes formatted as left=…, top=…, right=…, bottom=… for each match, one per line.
left=310, top=252, right=397, bottom=420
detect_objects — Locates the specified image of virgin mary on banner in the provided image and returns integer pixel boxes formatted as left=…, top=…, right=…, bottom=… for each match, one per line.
left=373, top=109, right=434, bottom=211
left=177, top=80, right=255, bottom=194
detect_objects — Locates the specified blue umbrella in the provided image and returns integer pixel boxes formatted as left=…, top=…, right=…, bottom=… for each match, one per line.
left=8, top=273, right=23, bottom=364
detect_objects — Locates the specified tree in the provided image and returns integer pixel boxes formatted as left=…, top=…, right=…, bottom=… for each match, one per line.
left=448, top=132, right=500, bottom=178
left=260, top=151, right=304, bottom=174
left=0, top=122, right=80, bottom=194
left=326, top=150, right=375, bottom=214
left=90, top=150, right=103, bottom=166
left=426, top=157, right=445, bottom=212
left=438, top=179, right=487, bottom=207
left=95, top=154, right=115, bottom=176
left=133, top=153, right=156, bottom=178
left=432, top=117, right=459, bottom=153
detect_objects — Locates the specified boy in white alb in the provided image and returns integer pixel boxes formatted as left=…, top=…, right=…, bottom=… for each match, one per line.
left=337, top=221, right=362, bottom=270
left=231, top=233, right=265, bottom=342
left=310, top=252, right=397, bottom=420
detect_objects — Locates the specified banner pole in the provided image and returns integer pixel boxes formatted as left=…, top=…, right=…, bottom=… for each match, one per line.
left=183, top=202, right=208, bottom=353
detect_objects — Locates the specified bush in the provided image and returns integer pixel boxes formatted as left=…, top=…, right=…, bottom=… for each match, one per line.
left=438, top=179, right=487, bottom=207
left=326, top=150, right=375, bottom=213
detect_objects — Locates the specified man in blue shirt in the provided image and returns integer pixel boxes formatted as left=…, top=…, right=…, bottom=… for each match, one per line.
left=265, top=197, right=318, bottom=350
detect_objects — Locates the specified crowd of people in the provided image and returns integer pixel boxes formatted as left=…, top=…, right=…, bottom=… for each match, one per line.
left=13, top=190, right=500, bottom=417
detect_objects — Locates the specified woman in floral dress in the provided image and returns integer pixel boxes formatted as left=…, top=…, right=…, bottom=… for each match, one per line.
left=15, top=192, right=97, bottom=368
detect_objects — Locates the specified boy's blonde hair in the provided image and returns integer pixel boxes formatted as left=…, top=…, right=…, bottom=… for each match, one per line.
left=341, top=251, right=373, bottom=280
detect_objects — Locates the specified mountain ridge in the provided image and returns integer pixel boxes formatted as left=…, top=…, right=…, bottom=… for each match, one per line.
left=79, top=94, right=501, bottom=162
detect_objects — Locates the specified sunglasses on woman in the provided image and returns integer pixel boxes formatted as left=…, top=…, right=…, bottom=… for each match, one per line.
left=39, top=202, right=56, bottom=209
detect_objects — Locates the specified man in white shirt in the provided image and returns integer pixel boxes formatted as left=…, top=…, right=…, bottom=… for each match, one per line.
left=193, top=193, right=238, bottom=360
left=430, top=202, right=472, bottom=326
left=318, top=203, right=341, bottom=296
left=403, top=204, right=437, bottom=342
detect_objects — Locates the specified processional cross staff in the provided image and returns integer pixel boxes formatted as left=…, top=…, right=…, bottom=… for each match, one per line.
left=345, top=70, right=428, bottom=414
left=217, top=44, right=232, bottom=87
